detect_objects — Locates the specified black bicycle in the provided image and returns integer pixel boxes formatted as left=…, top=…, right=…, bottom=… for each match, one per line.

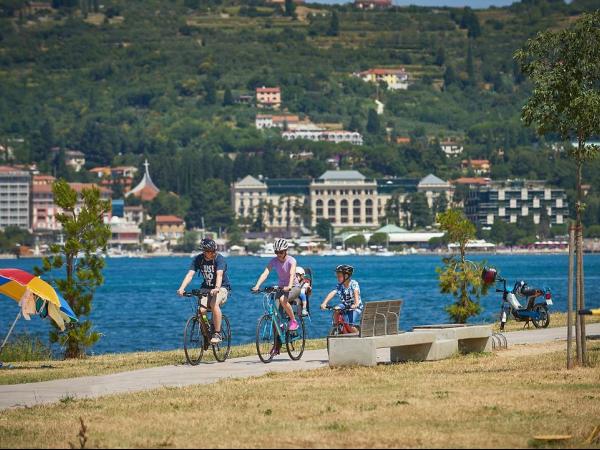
left=183, top=289, right=232, bottom=365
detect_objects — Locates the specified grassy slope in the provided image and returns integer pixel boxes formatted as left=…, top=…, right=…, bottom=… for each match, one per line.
left=0, top=342, right=599, bottom=448
left=1, top=313, right=598, bottom=386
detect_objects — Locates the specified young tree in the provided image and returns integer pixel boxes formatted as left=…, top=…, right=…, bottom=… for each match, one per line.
left=35, top=180, right=111, bottom=358
left=368, top=232, right=388, bottom=248
left=316, top=218, right=333, bottom=241
left=435, top=47, right=446, bottom=66
left=345, top=234, right=366, bottom=249
left=436, top=209, right=490, bottom=323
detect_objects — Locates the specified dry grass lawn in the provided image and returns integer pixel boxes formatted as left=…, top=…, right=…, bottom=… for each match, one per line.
left=0, top=342, right=599, bottom=448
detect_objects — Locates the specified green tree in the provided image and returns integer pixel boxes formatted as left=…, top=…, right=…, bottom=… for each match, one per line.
left=466, top=42, right=476, bottom=85
left=436, top=209, right=489, bottom=323
left=177, top=231, right=199, bottom=253
left=284, top=0, right=295, bottom=18
left=368, top=232, right=388, bottom=247
left=327, top=11, right=339, bottom=37
left=516, top=12, right=600, bottom=240
left=223, top=87, right=234, bottom=106
left=345, top=234, right=366, bottom=249
left=35, top=180, right=111, bottom=358
left=443, top=65, right=457, bottom=88
left=316, top=218, right=333, bottom=241
left=409, top=192, right=432, bottom=228
left=203, top=78, right=217, bottom=105
left=366, top=108, right=380, bottom=134
left=435, top=46, right=446, bottom=66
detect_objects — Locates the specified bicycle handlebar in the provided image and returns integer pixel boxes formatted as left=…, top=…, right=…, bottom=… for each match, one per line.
left=183, top=288, right=212, bottom=298
left=251, top=287, right=286, bottom=294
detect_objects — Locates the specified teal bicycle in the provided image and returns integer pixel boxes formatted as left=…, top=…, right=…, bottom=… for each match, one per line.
left=253, top=287, right=306, bottom=364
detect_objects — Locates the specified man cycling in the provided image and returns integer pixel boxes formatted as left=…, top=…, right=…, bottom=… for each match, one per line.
left=320, top=264, right=363, bottom=334
left=252, top=238, right=300, bottom=332
left=177, top=238, right=231, bottom=344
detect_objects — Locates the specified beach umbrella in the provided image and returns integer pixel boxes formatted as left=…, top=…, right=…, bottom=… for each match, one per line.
left=0, top=269, right=78, bottom=358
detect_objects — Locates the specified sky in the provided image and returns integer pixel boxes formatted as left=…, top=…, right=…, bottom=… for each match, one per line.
left=311, top=0, right=518, bottom=6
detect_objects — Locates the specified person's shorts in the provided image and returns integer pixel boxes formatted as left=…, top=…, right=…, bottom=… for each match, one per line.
left=335, top=304, right=362, bottom=325
left=276, top=287, right=302, bottom=304
left=200, top=288, right=229, bottom=309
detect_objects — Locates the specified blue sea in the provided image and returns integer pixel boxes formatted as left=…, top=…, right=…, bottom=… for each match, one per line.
left=1, top=254, right=599, bottom=355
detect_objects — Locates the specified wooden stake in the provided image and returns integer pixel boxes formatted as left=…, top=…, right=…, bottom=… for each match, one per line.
left=578, top=225, right=587, bottom=365
left=575, top=225, right=583, bottom=366
left=567, top=225, right=575, bottom=369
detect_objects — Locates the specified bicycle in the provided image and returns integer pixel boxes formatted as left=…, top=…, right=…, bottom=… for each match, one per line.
left=325, top=305, right=361, bottom=337
left=252, top=287, right=306, bottom=364
left=182, top=289, right=232, bottom=365
left=325, top=305, right=361, bottom=354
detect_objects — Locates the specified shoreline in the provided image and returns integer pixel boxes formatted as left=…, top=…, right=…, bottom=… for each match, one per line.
left=2, top=249, right=594, bottom=260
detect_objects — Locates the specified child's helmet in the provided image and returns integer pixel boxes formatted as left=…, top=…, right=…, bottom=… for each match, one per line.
left=335, top=264, right=354, bottom=277
left=296, top=266, right=305, bottom=276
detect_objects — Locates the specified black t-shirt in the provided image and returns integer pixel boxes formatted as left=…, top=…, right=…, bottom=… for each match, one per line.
left=189, top=253, right=231, bottom=290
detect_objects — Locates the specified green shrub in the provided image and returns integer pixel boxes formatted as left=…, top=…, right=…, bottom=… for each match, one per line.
left=0, top=334, right=53, bottom=362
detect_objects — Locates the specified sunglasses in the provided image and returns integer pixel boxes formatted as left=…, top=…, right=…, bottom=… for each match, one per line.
left=275, top=250, right=287, bottom=255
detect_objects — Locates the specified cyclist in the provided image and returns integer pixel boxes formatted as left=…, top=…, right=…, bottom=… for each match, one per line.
left=320, top=264, right=363, bottom=334
left=177, top=238, right=231, bottom=344
left=252, top=238, right=300, bottom=333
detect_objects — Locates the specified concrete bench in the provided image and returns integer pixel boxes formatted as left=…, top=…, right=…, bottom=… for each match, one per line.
left=328, top=301, right=493, bottom=367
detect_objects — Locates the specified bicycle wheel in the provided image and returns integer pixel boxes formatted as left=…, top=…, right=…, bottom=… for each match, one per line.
left=532, top=305, right=550, bottom=328
left=212, top=315, right=232, bottom=362
left=184, top=316, right=205, bottom=366
left=256, top=314, right=279, bottom=364
left=286, top=318, right=306, bottom=361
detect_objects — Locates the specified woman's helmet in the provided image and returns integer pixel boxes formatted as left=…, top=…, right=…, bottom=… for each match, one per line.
left=201, top=238, right=217, bottom=252
left=335, top=264, right=354, bottom=279
left=273, top=238, right=289, bottom=252
left=296, top=267, right=305, bottom=276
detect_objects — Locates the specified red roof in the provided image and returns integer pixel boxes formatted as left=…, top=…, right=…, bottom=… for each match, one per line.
left=0, top=165, right=28, bottom=174
left=33, top=175, right=56, bottom=183
left=362, top=68, right=406, bottom=76
left=156, top=215, right=185, bottom=225
left=256, top=87, right=280, bottom=93
left=452, top=177, right=491, bottom=186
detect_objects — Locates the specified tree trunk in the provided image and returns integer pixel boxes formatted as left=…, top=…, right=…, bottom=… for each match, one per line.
left=576, top=138, right=587, bottom=365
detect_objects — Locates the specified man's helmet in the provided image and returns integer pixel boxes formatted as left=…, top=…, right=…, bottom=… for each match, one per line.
left=335, top=264, right=354, bottom=277
left=201, top=238, right=217, bottom=252
left=273, top=238, right=289, bottom=252
left=296, top=267, right=305, bottom=276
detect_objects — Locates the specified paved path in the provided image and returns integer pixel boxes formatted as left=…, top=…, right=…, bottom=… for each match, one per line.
left=1, top=323, right=598, bottom=411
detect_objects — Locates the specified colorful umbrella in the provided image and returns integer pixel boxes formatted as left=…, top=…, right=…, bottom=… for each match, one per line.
left=0, top=269, right=78, bottom=359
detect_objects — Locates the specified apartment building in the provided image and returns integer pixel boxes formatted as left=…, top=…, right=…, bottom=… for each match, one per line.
left=0, top=166, right=31, bottom=230
left=466, top=180, right=569, bottom=227
left=256, top=87, right=281, bottom=109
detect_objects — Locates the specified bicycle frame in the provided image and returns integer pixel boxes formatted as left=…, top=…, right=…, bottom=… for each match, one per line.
left=328, top=306, right=357, bottom=334
left=261, top=290, right=288, bottom=343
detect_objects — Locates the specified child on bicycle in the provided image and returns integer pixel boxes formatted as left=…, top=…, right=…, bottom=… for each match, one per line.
left=320, top=264, right=363, bottom=334
left=295, top=266, right=312, bottom=317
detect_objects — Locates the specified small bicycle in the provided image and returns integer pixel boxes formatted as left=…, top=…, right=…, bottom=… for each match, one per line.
left=252, top=287, right=306, bottom=364
left=183, top=289, right=232, bottom=365
left=325, top=305, right=361, bottom=337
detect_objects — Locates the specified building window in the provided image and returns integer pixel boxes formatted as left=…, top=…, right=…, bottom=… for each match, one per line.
left=340, top=200, right=348, bottom=218
left=328, top=199, right=336, bottom=218
left=316, top=200, right=323, bottom=218
left=353, top=199, right=361, bottom=219
left=365, top=199, right=373, bottom=223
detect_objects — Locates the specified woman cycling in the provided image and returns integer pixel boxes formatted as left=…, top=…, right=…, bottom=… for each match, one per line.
left=252, top=238, right=300, bottom=332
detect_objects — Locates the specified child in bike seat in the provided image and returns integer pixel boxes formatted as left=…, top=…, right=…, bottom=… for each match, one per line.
left=320, top=264, right=363, bottom=333
left=295, top=267, right=312, bottom=317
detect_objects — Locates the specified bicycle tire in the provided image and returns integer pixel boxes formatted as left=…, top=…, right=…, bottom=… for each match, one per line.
left=256, top=314, right=278, bottom=364
left=183, top=316, right=205, bottom=366
left=286, top=318, right=306, bottom=361
left=212, top=314, right=232, bottom=362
